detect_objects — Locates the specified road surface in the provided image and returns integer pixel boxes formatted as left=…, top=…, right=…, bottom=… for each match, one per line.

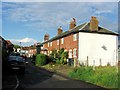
left=2, top=59, right=109, bottom=90
left=15, top=60, right=108, bottom=90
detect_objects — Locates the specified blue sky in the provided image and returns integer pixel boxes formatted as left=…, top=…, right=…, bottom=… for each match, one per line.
left=2, top=1, right=119, bottom=46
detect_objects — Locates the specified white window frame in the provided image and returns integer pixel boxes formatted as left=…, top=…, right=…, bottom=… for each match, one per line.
left=73, top=48, right=77, bottom=57
left=50, top=42, right=52, bottom=46
left=73, top=34, right=77, bottom=41
left=50, top=51, right=52, bottom=54
left=57, top=40, right=59, bottom=45
left=48, top=42, right=49, bottom=47
left=44, top=51, right=47, bottom=55
left=61, top=38, right=64, bottom=44
left=69, top=49, right=72, bottom=58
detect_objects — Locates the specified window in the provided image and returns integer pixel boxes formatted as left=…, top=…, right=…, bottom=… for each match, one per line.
left=50, top=42, right=52, bottom=46
left=44, top=51, right=47, bottom=55
left=61, top=38, right=64, bottom=44
left=48, top=42, right=49, bottom=47
left=41, top=46, right=43, bottom=49
left=69, top=49, right=72, bottom=58
left=50, top=51, right=52, bottom=54
left=73, top=48, right=77, bottom=57
left=73, top=34, right=77, bottom=41
left=57, top=40, right=59, bottom=45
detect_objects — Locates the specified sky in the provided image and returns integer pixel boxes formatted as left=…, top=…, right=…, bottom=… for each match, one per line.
left=1, top=0, right=119, bottom=46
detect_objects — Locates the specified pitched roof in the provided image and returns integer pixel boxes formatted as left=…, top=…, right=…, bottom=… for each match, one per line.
left=22, top=47, right=30, bottom=50
left=42, top=23, right=86, bottom=44
left=6, top=40, right=13, bottom=45
left=41, top=22, right=118, bottom=45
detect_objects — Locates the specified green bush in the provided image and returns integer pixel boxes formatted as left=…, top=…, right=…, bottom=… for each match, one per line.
left=56, top=58, right=60, bottom=64
left=35, top=54, right=47, bottom=66
left=50, top=48, right=68, bottom=65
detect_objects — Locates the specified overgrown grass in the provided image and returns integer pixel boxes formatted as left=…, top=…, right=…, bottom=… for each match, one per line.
left=68, top=66, right=118, bottom=89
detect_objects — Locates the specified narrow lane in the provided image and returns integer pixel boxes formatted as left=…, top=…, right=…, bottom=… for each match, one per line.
left=16, top=60, right=108, bottom=89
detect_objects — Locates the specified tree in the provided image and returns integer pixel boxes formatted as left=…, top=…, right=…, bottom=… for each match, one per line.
left=14, top=44, right=20, bottom=49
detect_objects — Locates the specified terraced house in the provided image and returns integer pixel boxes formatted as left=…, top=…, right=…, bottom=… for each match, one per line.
left=38, top=16, right=119, bottom=66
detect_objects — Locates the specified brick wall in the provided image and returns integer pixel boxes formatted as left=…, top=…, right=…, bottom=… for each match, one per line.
left=43, top=33, right=79, bottom=59
left=28, top=48, right=36, bottom=57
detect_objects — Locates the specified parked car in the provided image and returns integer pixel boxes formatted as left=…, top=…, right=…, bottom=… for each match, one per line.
left=8, top=55, right=25, bottom=74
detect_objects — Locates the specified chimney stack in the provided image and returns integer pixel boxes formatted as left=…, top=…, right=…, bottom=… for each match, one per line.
left=44, top=34, right=49, bottom=41
left=90, top=16, right=99, bottom=31
left=69, top=18, right=76, bottom=30
left=57, top=26, right=63, bottom=35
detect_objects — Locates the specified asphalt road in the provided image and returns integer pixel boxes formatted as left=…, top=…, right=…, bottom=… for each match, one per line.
left=2, top=59, right=109, bottom=90
left=14, top=60, right=108, bottom=90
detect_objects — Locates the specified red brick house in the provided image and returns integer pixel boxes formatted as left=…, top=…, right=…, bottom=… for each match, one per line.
left=28, top=46, right=37, bottom=57
left=38, top=16, right=118, bottom=66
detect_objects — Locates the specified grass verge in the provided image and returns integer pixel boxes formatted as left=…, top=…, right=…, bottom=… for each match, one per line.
left=68, top=66, right=118, bottom=89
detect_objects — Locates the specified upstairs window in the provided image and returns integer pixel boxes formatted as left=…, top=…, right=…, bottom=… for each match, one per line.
left=57, top=40, right=59, bottom=45
left=73, top=34, right=77, bottom=41
left=50, top=42, right=52, bottom=46
left=48, top=42, right=49, bottom=47
left=61, top=38, right=64, bottom=44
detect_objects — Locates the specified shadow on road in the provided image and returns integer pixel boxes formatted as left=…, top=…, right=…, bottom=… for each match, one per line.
left=16, top=61, right=55, bottom=89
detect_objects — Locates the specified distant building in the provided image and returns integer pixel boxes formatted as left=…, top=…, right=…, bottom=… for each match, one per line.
left=16, top=48, right=21, bottom=53
left=38, top=16, right=119, bottom=66
left=21, top=47, right=29, bottom=56
left=28, top=46, right=37, bottom=57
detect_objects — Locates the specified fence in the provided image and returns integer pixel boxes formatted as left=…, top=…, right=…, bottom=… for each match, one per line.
left=118, top=61, right=120, bottom=66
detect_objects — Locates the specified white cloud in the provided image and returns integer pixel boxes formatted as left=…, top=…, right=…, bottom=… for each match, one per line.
left=2, top=2, right=118, bottom=43
left=95, top=10, right=112, bottom=14
left=20, top=37, right=37, bottom=43
left=10, top=37, right=37, bottom=46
